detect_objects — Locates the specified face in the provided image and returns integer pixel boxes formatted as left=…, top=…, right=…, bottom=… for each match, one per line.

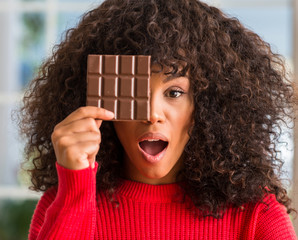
left=113, top=68, right=194, bottom=185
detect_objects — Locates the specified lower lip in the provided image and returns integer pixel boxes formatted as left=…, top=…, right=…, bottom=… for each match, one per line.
left=138, top=144, right=168, bottom=164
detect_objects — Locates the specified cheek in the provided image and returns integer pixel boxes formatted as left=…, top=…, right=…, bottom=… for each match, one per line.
left=179, top=116, right=193, bottom=139
left=113, top=122, right=130, bottom=142
left=113, top=122, right=138, bottom=150
left=173, top=102, right=194, bottom=134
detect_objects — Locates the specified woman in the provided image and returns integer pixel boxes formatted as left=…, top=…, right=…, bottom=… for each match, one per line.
left=19, top=0, right=296, bottom=239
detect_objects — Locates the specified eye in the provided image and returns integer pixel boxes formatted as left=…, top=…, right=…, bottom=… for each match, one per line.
left=166, top=88, right=185, bottom=98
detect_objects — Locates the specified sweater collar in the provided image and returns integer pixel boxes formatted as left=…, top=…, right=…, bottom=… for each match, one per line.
left=117, top=179, right=185, bottom=203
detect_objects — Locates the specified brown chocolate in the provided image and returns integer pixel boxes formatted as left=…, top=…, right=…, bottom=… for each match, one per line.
left=86, top=55, right=151, bottom=120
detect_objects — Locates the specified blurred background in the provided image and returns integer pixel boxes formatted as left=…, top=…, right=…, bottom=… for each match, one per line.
left=0, top=0, right=297, bottom=239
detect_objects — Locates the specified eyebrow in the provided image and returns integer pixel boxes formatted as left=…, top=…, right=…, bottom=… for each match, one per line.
left=163, top=74, right=188, bottom=83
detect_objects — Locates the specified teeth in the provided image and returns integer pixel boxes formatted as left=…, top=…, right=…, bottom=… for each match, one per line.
left=146, top=139, right=160, bottom=142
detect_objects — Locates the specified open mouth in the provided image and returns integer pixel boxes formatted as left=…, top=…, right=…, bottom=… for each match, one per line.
left=139, top=139, right=168, bottom=156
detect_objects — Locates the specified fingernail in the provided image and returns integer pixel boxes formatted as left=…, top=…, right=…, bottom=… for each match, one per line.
left=106, top=110, right=114, bottom=118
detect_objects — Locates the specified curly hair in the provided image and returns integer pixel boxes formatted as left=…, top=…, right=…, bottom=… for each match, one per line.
left=18, top=0, right=295, bottom=217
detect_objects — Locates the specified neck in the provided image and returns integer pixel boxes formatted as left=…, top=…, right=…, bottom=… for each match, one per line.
left=122, top=157, right=184, bottom=185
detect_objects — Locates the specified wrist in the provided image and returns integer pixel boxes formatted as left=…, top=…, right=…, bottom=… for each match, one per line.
left=53, top=161, right=98, bottom=209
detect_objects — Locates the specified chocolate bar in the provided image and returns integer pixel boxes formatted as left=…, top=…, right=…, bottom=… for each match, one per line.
left=86, top=54, right=151, bottom=120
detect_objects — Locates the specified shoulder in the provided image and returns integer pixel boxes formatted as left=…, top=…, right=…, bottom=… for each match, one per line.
left=29, top=187, right=58, bottom=239
left=40, top=187, right=58, bottom=205
left=33, top=187, right=58, bottom=216
left=252, top=194, right=296, bottom=239
left=254, top=194, right=291, bottom=221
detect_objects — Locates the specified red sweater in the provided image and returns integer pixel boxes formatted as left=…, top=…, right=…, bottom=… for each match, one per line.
left=29, top=163, right=297, bottom=239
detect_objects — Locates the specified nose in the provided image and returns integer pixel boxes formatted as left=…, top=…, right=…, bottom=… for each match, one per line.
left=145, top=93, right=165, bottom=124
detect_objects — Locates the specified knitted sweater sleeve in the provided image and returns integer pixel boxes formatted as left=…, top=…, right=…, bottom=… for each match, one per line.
left=28, top=162, right=98, bottom=240
left=254, top=194, right=297, bottom=240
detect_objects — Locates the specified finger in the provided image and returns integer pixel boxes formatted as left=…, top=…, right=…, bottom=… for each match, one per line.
left=59, top=141, right=100, bottom=170
left=56, top=106, right=114, bottom=129
left=54, top=132, right=101, bottom=151
left=95, top=119, right=103, bottom=129
left=55, top=117, right=101, bottom=136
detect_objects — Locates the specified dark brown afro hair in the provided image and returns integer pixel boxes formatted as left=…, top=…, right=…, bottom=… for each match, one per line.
left=17, top=0, right=295, bottom=217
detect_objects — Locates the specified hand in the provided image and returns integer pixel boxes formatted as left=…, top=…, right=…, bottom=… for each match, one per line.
left=51, top=106, right=114, bottom=170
